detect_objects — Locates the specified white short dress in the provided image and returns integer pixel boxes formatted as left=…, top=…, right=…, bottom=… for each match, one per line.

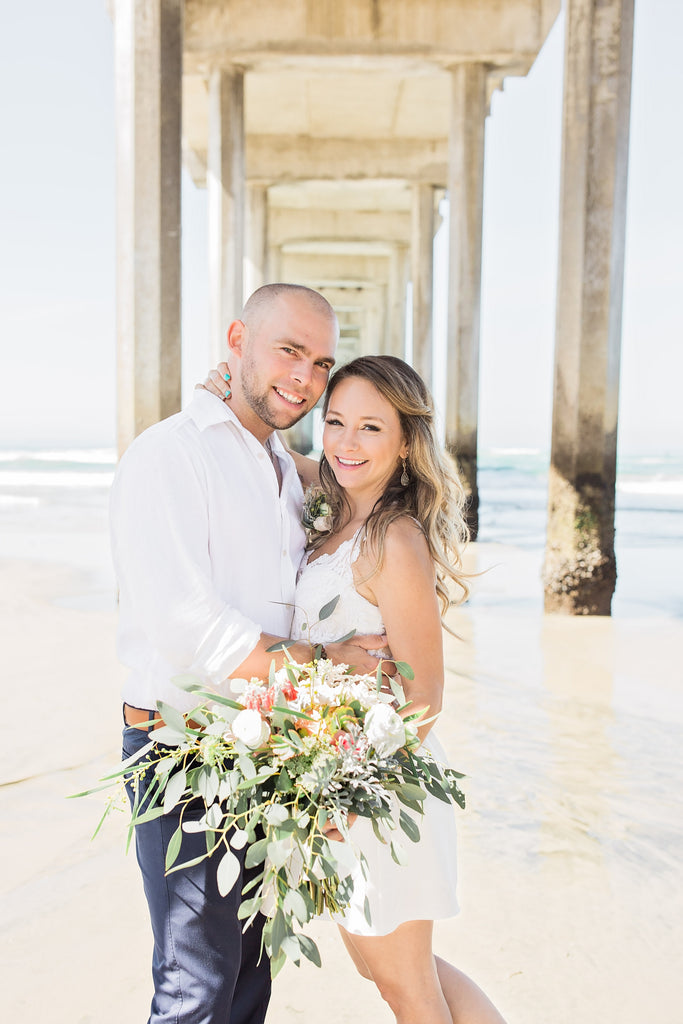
left=291, top=532, right=459, bottom=936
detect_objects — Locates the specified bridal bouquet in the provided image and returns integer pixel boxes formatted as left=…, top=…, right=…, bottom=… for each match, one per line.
left=78, top=646, right=465, bottom=977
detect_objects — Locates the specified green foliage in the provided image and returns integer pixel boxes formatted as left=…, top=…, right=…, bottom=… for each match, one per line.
left=75, top=655, right=466, bottom=975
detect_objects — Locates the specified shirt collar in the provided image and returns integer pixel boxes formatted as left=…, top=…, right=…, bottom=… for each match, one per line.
left=187, top=388, right=253, bottom=435
left=187, top=390, right=296, bottom=465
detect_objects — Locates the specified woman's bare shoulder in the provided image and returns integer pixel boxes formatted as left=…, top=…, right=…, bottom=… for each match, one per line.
left=365, top=516, right=431, bottom=577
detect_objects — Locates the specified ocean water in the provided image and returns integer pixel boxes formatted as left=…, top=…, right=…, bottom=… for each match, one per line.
left=1, top=446, right=682, bottom=615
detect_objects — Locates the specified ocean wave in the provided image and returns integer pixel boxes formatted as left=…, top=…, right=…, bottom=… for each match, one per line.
left=0, top=448, right=116, bottom=465
left=617, top=479, right=683, bottom=497
left=486, top=447, right=543, bottom=457
left=0, top=494, right=41, bottom=507
left=0, top=471, right=114, bottom=489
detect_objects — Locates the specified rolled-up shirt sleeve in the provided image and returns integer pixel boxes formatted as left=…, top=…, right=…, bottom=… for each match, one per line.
left=111, top=431, right=261, bottom=686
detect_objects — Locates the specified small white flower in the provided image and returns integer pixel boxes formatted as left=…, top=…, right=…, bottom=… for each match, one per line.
left=232, top=708, right=270, bottom=749
left=313, top=515, right=332, bottom=532
left=363, top=703, right=406, bottom=757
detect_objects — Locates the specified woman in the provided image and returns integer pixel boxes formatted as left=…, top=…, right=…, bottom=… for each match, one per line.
left=204, top=354, right=506, bottom=1023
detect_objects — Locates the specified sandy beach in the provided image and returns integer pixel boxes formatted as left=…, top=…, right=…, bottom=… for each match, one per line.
left=1, top=499, right=682, bottom=1023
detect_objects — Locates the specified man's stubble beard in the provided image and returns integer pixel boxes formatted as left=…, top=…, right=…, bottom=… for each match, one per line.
left=240, top=354, right=312, bottom=431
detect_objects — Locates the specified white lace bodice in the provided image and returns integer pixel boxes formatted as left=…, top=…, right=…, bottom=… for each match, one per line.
left=291, top=532, right=384, bottom=646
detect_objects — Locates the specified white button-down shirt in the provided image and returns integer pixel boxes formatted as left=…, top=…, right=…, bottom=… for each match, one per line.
left=110, top=389, right=307, bottom=712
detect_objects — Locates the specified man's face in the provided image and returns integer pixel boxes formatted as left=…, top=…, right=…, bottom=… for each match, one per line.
left=240, top=295, right=337, bottom=431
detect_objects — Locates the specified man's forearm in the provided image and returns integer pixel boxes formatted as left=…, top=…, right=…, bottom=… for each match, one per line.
left=229, top=634, right=318, bottom=681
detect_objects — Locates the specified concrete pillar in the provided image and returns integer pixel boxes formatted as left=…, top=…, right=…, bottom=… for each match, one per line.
left=114, top=0, right=182, bottom=455
left=385, top=244, right=409, bottom=358
left=208, top=66, right=245, bottom=363
left=410, top=184, right=435, bottom=389
left=445, top=63, right=487, bottom=539
left=543, top=0, right=634, bottom=615
left=268, top=243, right=283, bottom=284
left=245, top=183, right=269, bottom=300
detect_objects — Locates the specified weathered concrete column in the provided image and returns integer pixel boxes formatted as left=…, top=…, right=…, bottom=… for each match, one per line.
left=208, top=66, right=245, bottom=363
left=411, top=184, right=435, bottom=389
left=114, top=0, right=182, bottom=455
left=543, top=0, right=634, bottom=615
left=445, top=62, right=487, bottom=539
left=268, top=243, right=283, bottom=284
left=385, top=244, right=409, bottom=358
left=245, top=183, right=269, bottom=300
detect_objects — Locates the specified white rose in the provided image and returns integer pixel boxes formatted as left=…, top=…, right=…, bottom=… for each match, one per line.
left=313, top=515, right=331, bottom=532
left=363, top=703, right=406, bottom=757
left=232, top=709, right=270, bottom=749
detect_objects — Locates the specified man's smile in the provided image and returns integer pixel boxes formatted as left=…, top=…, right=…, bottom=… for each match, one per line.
left=273, top=386, right=305, bottom=406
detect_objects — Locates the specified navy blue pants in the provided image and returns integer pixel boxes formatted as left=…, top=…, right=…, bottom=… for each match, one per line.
left=122, top=722, right=271, bottom=1024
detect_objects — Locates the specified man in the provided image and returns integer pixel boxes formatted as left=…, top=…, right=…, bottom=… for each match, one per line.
left=111, top=283, right=387, bottom=1024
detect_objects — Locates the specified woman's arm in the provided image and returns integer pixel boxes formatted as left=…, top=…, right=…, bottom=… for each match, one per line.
left=275, top=434, right=321, bottom=489
left=355, top=518, right=445, bottom=744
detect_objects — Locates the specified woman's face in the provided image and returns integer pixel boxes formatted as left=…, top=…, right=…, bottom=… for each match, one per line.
left=323, top=376, right=408, bottom=502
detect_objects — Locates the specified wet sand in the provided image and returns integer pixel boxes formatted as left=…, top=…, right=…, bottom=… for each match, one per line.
left=1, top=540, right=681, bottom=1023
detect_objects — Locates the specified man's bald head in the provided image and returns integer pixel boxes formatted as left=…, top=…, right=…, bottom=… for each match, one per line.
left=241, top=283, right=339, bottom=339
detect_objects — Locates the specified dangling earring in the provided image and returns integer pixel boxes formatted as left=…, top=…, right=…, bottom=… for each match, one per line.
left=401, top=458, right=410, bottom=487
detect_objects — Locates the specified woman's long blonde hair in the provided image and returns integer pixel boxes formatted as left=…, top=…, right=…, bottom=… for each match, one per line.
left=316, top=355, right=470, bottom=615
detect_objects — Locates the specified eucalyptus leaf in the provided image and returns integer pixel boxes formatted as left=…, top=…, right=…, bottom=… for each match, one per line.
left=388, top=676, right=406, bottom=704
left=270, top=909, right=288, bottom=954
left=399, top=809, right=421, bottom=843
left=283, top=888, right=309, bottom=925
left=216, top=849, right=241, bottom=897
left=182, top=817, right=208, bottom=834
left=162, top=768, right=187, bottom=813
left=264, top=804, right=289, bottom=826
left=297, top=934, right=322, bottom=968
left=267, top=838, right=293, bottom=869
left=229, top=828, right=248, bottom=850
left=237, top=754, right=257, bottom=780
left=265, top=639, right=297, bottom=653
left=394, top=660, right=415, bottom=680
left=206, top=802, right=223, bottom=829
left=198, top=692, right=244, bottom=710
left=245, top=837, right=269, bottom=868
left=156, top=701, right=187, bottom=735
left=269, top=949, right=287, bottom=980
left=317, top=594, right=340, bottom=621
left=147, top=725, right=186, bottom=746
left=397, top=782, right=427, bottom=803
left=332, top=628, right=357, bottom=644
left=161, top=827, right=180, bottom=868
left=363, top=896, right=372, bottom=926
left=131, top=805, right=166, bottom=826
left=170, top=674, right=204, bottom=690
left=280, top=934, right=302, bottom=964
left=237, top=894, right=262, bottom=920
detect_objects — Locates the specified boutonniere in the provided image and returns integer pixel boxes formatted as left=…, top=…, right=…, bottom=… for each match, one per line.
left=302, top=485, right=333, bottom=535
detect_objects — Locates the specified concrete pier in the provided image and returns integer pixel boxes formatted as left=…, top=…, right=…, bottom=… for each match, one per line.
left=245, top=183, right=269, bottom=300
left=411, top=184, right=436, bottom=390
left=208, top=66, right=245, bottom=365
left=445, top=63, right=488, bottom=538
left=107, top=1, right=641, bottom=614
left=114, top=0, right=182, bottom=455
left=543, top=0, right=634, bottom=614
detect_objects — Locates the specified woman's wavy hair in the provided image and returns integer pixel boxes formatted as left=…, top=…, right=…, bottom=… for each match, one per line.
left=316, top=355, right=470, bottom=615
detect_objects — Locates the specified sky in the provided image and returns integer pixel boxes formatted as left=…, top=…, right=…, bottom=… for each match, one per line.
left=0, top=0, right=681, bottom=455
